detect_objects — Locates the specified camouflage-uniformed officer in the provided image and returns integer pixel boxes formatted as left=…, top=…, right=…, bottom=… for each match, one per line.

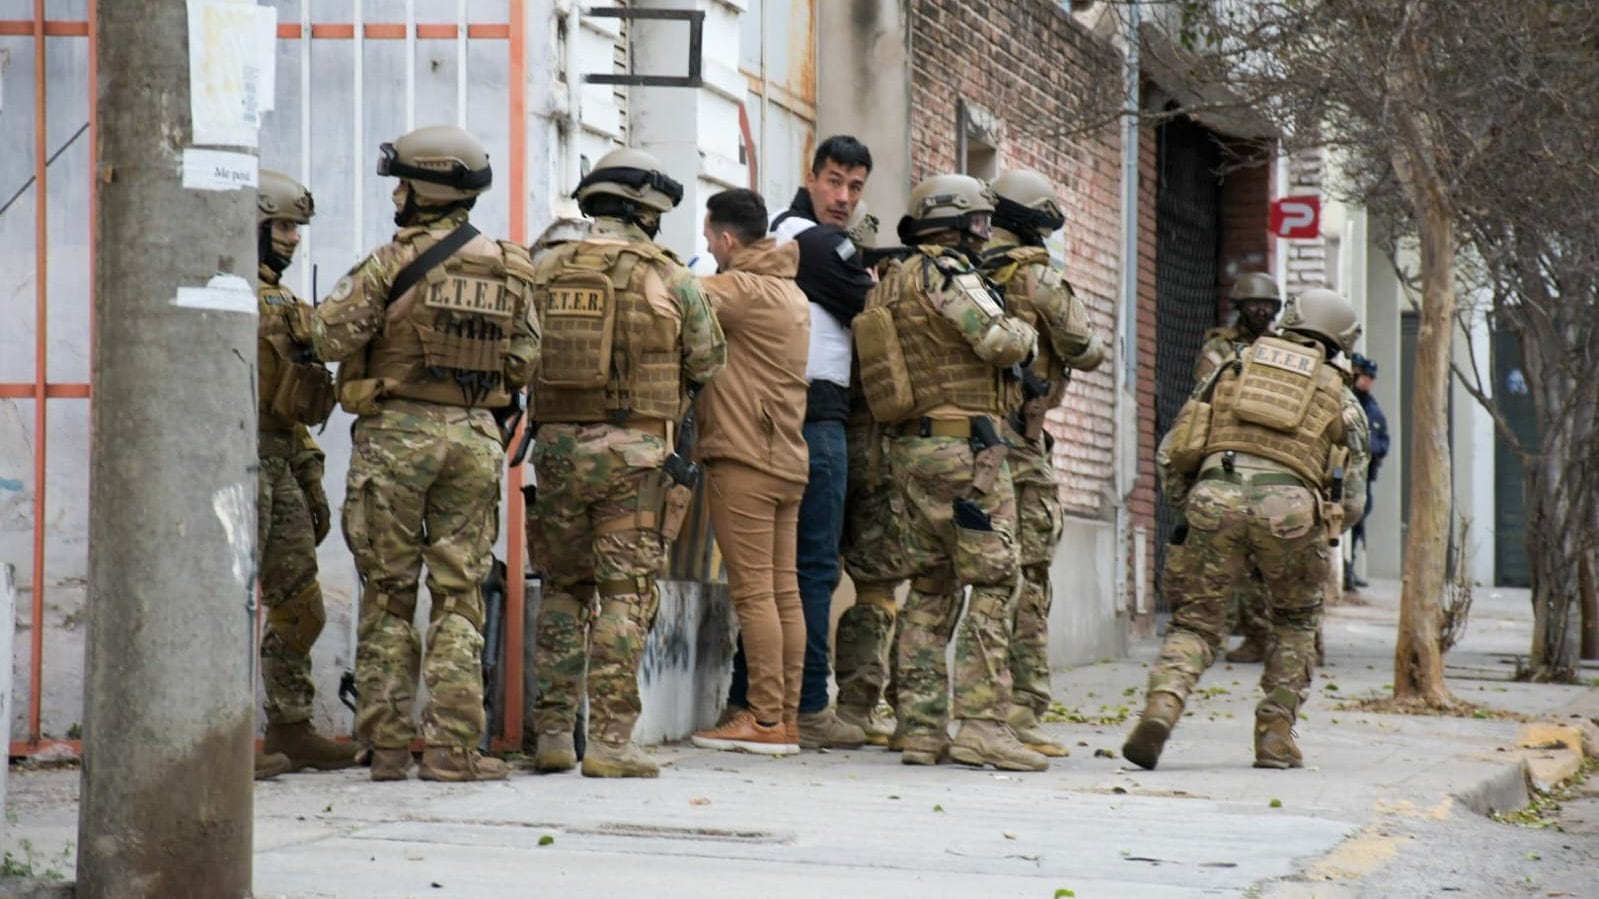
left=1193, top=273, right=1282, bottom=664
left=980, top=170, right=1106, bottom=759
left=855, top=174, right=1043, bottom=771
left=835, top=202, right=907, bottom=745
left=312, top=126, right=540, bottom=782
left=254, top=172, right=357, bottom=777
left=1123, top=288, right=1369, bottom=771
left=527, top=148, right=726, bottom=779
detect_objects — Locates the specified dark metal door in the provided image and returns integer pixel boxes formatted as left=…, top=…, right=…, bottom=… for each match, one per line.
left=1152, top=118, right=1223, bottom=614
left=1492, top=328, right=1536, bottom=586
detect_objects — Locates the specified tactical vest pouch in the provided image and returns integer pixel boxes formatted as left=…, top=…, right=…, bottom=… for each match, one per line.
left=539, top=266, right=616, bottom=389
left=1165, top=399, right=1213, bottom=477
left=854, top=305, right=915, bottom=423
left=1231, top=336, right=1323, bottom=432
left=270, top=361, right=336, bottom=426
left=338, top=377, right=386, bottom=417
left=415, top=264, right=515, bottom=376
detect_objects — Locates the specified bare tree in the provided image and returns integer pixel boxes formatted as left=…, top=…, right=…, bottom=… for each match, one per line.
left=1151, top=0, right=1599, bottom=702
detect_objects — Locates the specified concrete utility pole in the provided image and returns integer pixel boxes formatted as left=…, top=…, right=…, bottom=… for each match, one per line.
left=79, top=1, right=259, bottom=896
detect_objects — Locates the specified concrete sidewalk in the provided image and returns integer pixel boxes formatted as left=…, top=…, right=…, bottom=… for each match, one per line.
left=5, top=578, right=1595, bottom=898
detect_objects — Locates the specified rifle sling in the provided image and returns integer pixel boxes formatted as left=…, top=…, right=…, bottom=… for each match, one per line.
left=387, top=222, right=480, bottom=307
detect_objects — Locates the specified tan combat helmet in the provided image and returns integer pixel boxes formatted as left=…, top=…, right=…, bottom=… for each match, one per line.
left=989, top=169, right=1066, bottom=239
left=258, top=170, right=314, bottom=225
left=900, top=173, right=996, bottom=241
left=377, top=125, right=493, bottom=202
left=1232, top=271, right=1282, bottom=303
left=1281, top=287, right=1361, bottom=354
left=573, top=147, right=684, bottom=214
left=845, top=200, right=880, bottom=248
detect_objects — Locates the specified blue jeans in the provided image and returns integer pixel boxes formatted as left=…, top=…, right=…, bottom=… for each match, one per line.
left=729, top=419, right=848, bottom=714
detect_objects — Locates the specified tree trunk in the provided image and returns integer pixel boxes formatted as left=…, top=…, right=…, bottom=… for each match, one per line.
left=1580, top=549, right=1598, bottom=661
left=1392, top=188, right=1454, bottom=707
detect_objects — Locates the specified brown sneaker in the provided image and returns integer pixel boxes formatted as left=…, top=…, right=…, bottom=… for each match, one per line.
left=692, top=710, right=799, bottom=756
left=797, top=707, right=867, bottom=750
left=418, top=747, right=511, bottom=782
left=1253, top=690, right=1304, bottom=770
left=254, top=751, right=292, bottom=780
left=715, top=703, right=746, bottom=729
left=370, top=748, right=414, bottom=782
left=265, top=721, right=361, bottom=772
left=1123, top=692, right=1184, bottom=771
left=837, top=704, right=895, bottom=747
left=949, top=720, right=1049, bottom=772
left=533, top=732, right=577, bottom=774
left=1006, top=706, right=1070, bottom=758
left=582, top=740, right=659, bottom=778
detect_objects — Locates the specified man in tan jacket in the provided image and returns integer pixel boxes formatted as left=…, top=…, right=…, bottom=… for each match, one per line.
left=690, top=189, right=811, bottom=755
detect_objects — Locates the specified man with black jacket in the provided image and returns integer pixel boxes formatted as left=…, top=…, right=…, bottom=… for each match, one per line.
left=723, top=135, right=877, bottom=749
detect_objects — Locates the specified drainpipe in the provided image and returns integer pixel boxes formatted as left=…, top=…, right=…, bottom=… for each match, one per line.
left=1114, top=0, right=1142, bottom=620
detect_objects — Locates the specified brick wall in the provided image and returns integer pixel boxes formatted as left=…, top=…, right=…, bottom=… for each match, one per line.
left=1131, top=119, right=1159, bottom=630
left=908, top=0, right=1123, bottom=519
left=1218, top=152, right=1272, bottom=319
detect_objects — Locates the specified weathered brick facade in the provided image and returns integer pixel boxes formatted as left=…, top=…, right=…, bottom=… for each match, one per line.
left=908, top=0, right=1123, bottom=520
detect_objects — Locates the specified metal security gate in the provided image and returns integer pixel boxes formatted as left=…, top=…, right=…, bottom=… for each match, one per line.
left=0, top=0, right=532, bottom=756
left=1151, top=116, right=1223, bottom=614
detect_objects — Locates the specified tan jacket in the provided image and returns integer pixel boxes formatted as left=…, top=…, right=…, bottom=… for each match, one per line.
left=696, top=238, right=810, bottom=485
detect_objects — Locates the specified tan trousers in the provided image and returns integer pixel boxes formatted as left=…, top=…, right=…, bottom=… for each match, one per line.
left=706, top=460, right=806, bottom=725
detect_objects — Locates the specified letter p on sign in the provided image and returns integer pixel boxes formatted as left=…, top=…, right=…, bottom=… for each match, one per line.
left=1270, top=196, right=1320, bottom=239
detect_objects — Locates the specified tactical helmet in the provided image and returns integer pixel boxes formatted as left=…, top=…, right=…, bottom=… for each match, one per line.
left=1231, top=272, right=1282, bottom=305
left=378, top=125, right=492, bottom=202
left=901, top=173, right=996, bottom=241
left=1352, top=353, right=1378, bottom=377
left=573, top=147, right=684, bottom=214
left=989, top=170, right=1066, bottom=239
left=1281, top=288, right=1361, bottom=354
left=258, top=171, right=314, bottom=225
left=845, top=200, right=880, bottom=248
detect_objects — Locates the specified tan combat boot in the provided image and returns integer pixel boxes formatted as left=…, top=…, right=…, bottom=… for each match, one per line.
left=265, top=721, right=361, bottom=772
left=254, top=751, right=291, bottom=780
left=1007, top=706, right=1070, bottom=758
left=1224, top=636, right=1268, bottom=664
left=1122, top=692, right=1184, bottom=771
left=899, top=730, right=951, bottom=766
left=837, top=703, right=895, bottom=747
left=533, top=732, right=577, bottom=774
left=370, top=748, right=415, bottom=782
left=948, top=720, right=1049, bottom=772
left=1253, top=689, right=1304, bottom=769
left=797, top=707, right=867, bottom=750
left=581, top=740, right=659, bottom=778
left=418, top=746, right=511, bottom=782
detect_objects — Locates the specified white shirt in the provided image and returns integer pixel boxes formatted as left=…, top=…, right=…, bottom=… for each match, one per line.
left=771, top=210, right=852, bottom=389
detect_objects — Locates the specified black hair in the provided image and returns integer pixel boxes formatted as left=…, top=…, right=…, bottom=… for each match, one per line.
left=811, top=135, right=873, bottom=175
left=706, top=189, right=769, bottom=246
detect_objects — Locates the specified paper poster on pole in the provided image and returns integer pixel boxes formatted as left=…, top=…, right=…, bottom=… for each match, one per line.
left=186, top=0, right=273, bottom=147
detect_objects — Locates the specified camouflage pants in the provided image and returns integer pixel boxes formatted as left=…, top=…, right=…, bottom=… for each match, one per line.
left=1007, top=432, right=1063, bottom=718
left=1146, top=478, right=1328, bottom=710
left=529, top=423, right=669, bottom=745
left=837, top=423, right=909, bottom=711
left=889, top=432, right=1021, bottom=732
left=257, top=433, right=324, bottom=725
left=1226, top=566, right=1274, bottom=646
left=343, top=401, right=503, bottom=749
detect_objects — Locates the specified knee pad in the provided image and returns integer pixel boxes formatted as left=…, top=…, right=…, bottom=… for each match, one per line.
left=432, top=589, right=486, bottom=633
left=267, top=582, right=327, bottom=655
